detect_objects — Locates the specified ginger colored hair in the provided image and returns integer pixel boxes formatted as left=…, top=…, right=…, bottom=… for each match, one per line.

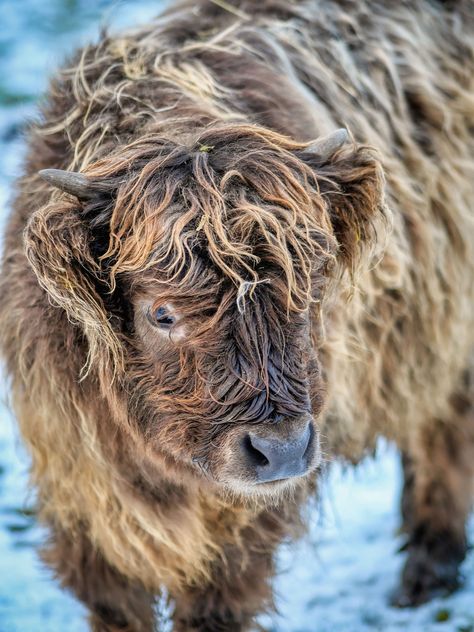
left=25, top=123, right=384, bottom=379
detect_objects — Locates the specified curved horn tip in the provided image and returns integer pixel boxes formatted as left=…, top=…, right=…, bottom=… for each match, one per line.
left=38, top=168, right=94, bottom=200
left=307, top=127, right=351, bottom=158
left=38, top=168, right=80, bottom=180
left=332, top=128, right=350, bottom=143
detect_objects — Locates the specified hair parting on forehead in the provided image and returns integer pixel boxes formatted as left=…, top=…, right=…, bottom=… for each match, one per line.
left=83, top=125, right=340, bottom=311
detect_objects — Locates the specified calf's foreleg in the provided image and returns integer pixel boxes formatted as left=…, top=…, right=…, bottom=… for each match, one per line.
left=42, top=527, right=156, bottom=631
left=171, top=507, right=290, bottom=632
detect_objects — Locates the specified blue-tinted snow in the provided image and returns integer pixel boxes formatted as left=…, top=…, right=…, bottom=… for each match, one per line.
left=0, top=2, right=472, bottom=630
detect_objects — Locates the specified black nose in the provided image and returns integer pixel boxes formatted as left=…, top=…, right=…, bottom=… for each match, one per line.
left=243, top=422, right=314, bottom=483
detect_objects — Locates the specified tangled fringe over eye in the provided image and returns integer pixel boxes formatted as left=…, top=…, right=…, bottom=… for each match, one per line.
left=25, top=123, right=384, bottom=379
left=81, top=124, right=363, bottom=312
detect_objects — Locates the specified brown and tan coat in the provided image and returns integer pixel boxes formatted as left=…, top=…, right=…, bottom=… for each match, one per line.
left=0, top=0, right=473, bottom=629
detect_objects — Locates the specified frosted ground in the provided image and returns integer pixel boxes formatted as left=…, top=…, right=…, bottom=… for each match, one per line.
left=0, top=1, right=473, bottom=631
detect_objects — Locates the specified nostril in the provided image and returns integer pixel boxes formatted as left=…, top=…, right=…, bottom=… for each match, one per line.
left=242, top=434, right=269, bottom=467
left=302, top=422, right=314, bottom=460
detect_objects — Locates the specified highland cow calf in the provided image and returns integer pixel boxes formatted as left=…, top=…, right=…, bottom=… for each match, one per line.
left=1, top=0, right=473, bottom=630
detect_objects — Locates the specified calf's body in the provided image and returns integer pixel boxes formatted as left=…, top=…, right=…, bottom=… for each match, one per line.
left=0, top=0, right=473, bottom=629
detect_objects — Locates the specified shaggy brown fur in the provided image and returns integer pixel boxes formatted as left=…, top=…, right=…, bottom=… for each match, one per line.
left=1, top=0, right=473, bottom=629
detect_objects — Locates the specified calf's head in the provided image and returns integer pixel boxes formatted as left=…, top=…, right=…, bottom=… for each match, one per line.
left=26, top=125, right=384, bottom=498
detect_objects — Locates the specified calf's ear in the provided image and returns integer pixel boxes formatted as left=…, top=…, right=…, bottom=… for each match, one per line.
left=24, top=178, right=122, bottom=377
left=299, top=129, right=387, bottom=268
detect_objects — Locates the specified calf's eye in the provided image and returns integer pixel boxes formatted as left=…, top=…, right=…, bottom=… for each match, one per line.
left=148, top=306, right=175, bottom=328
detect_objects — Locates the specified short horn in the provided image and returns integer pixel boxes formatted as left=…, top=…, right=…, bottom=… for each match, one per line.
left=39, top=169, right=100, bottom=200
left=306, top=128, right=350, bottom=159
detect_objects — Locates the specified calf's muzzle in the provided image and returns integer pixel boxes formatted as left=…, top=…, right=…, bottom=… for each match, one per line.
left=241, top=419, right=316, bottom=483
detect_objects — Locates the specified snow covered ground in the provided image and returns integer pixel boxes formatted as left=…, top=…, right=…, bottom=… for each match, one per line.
left=0, top=2, right=473, bottom=631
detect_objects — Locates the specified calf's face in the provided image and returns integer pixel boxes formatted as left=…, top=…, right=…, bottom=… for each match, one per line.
left=27, top=125, right=384, bottom=498
left=130, top=279, right=324, bottom=495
